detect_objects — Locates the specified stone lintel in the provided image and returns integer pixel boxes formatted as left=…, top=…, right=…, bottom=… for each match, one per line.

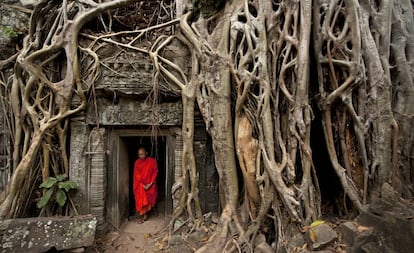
left=86, top=98, right=182, bottom=126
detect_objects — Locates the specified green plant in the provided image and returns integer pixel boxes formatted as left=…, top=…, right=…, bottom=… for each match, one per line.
left=37, top=174, right=78, bottom=209
left=1, top=26, right=19, bottom=38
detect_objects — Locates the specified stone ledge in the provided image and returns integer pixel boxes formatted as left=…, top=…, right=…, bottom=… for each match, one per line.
left=0, top=215, right=96, bottom=253
left=86, top=97, right=182, bottom=126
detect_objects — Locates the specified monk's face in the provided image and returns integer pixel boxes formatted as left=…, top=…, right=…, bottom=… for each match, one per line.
left=138, top=149, right=147, bottom=160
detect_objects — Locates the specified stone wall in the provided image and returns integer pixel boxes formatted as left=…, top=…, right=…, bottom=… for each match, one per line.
left=85, top=48, right=182, bottom=126
left=0, top=2, right=220, bottom=227
left=172, top=123, right=219, bottom=214
left=194, top=127, right=219, bottom=213
left=0, top=1, right=29, bottom=60
left=0, top=0, right=26, bottom=193
left=86, top=97, right=182, bottom=126
left=97, top=49, right=181, bottom=97
left=69, top=120, right=91, bottom=215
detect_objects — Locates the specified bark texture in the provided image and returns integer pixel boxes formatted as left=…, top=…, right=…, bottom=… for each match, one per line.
left=0, top=0, right=413, bottom=252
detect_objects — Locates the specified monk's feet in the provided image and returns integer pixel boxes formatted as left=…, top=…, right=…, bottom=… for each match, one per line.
left=137, top=214, right=147, bottom=224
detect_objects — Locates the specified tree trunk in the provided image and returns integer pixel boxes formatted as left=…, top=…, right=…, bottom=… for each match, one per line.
left=390, top=0, right=414, bottom=197
left=1, top=0, right=414, bottom=251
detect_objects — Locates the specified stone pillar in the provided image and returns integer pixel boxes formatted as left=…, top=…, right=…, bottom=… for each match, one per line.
left=173, top=130, right=182, bottom=210
left=88, top=128, right=106, bottom=230
left=69, top=121, right=90, bottom=215
left=69, top=123, right=107, bottom=230
left=0, top=108, right=11, bottom=193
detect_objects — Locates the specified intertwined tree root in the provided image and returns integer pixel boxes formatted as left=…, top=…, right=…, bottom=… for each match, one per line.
left=1, top=0, right=413, bottom=252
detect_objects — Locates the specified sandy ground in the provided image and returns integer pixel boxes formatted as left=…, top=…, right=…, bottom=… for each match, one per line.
left=89, top=214, right=168, bottom=253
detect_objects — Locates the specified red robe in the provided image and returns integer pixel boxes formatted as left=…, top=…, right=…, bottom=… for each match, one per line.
left=133, top=157, right=158, bottom=215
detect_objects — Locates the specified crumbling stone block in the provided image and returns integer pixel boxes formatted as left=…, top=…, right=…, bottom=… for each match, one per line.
left=305, top=223, right=338, bottom=250
left=339, top=221, right=358, bottom=246
left=0, top=215, right=96, bottom=253
left=287, top=232, right=306, bottom=250
left=356, top=196, right=414, bottom=253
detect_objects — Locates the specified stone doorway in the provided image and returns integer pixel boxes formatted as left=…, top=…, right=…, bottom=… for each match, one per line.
left=107, top=129, right=175, bottom=229
left=121, top=136, right=167, bottom=219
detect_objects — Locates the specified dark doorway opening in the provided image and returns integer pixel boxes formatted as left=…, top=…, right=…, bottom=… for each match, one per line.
left=308, top=39, right=346, bottom=216
left=310, top=109, right=344, bottom=215
left=120, top=136, right=167, bottom=218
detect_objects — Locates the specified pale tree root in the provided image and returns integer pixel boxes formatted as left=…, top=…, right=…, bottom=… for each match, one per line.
left=0, top=0, right=148, bottom=218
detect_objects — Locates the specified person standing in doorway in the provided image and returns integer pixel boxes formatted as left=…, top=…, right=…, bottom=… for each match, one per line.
left=133, top=147, right=158, bottom=223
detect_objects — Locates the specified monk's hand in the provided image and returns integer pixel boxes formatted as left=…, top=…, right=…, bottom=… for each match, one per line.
left=144, top=182, right=152, bottom=190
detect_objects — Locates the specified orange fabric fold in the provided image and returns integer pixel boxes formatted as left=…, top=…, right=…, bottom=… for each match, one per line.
left=133, top=157, right=158, bottom=215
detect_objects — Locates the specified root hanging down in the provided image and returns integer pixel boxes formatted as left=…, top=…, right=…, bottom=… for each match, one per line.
left=1, top=0, right=412, bottom=252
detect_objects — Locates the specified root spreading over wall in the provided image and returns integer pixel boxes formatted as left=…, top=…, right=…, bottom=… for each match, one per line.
left=0, top=0, right=413, bottom=252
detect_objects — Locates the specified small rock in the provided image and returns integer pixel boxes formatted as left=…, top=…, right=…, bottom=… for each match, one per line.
left=254, top=234, right=274, bottom=253
left=168, top=235, right=183, bottom=245
left=381, top=183, right=397, bottom=201
left=203, top=212, right=212, bottom=225
left=361, top=242, right=386, bottom=253
left=305, top=223, right=338, bottom=250
left=173, top=219, right=183, bottom=230
left=187, top=230, right=205, bottom=242
left=277, top=245, right=288, bottom=253
left=352, top=231, right=377, bottom=252
left=339, top=221, right=358, bottom=246
left=211, top=214, right=219, bottom=224
left=154, top=241, right=166, bottom=250
left=287, top=232, right=305, bottom=249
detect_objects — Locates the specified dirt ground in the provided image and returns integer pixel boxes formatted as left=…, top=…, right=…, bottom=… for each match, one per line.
left=85, top=211, right=210, bottom=253
left=87, top=214, right=168, bottom=253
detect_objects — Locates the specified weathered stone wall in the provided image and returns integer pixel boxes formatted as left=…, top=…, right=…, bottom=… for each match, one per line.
left=70, top=48, right=184, bottom=229
left=86, top=48, right=182, bottom=126
left=98, top=53, right=155, bottom=96
left=0, top=0, right=25, bottom=193
left=194, top=127, right=219, bottom=213
left=0, top=116, right=10, bottom=193
left=173, top=122, right=220, bottom=214
left=86, top=97, right=182, bottom=126
left=0, top=1, right=29, bottom=60
left=97, top=49, right=181, bottom=97
left=88, top=128, right=106, bottom=230
left=71, top=50, right=220, bottom=228
left=69, top=121, right=90, bottom=216
left=1, top=3, right=220, bottom=230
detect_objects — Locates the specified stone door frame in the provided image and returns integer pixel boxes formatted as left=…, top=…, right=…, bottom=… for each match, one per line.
left=106, top=128, right=176, bottom=229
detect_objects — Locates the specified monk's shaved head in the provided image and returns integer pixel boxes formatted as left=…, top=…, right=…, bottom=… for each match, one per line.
left=137, top=147, right=147, bottom=160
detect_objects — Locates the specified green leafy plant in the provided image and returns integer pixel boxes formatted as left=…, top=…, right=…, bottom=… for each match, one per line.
left=1, top=26, right=19, bottom=38
left=37, top=174, right=78, bottom=209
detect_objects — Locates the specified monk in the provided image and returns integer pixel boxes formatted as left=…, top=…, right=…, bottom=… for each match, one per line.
left=133, top=147, right=158, bottom=223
